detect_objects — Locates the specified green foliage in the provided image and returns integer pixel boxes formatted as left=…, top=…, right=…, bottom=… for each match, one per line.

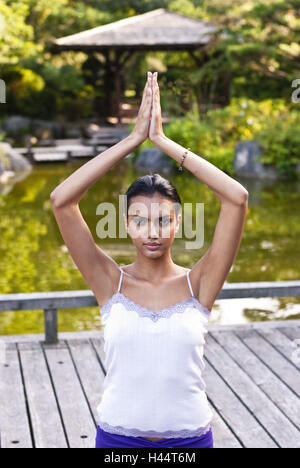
left=87, top=0, right=171, bottom=14
left=1, top=0, right=300, bottom=124
left=56, top=85, right=95, bottom=120
left=0, top=0, right=112, bottom=119
left=139, top=97, right=300, bottom=176
left=255, top=113, right=300, bottom=177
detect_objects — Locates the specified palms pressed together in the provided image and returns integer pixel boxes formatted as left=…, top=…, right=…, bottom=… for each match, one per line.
left=132, top=71, right=165, bottom=145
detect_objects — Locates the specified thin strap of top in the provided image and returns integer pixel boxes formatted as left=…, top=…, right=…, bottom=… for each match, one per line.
left=118, top=267, right=194, bottom=297
left=186, top=270, right=195, bottom=297
left=117, top=267, right=124, bottom=293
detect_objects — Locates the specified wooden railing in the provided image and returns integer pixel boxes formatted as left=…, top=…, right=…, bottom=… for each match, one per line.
left=0, top=281, right=300, bottom=344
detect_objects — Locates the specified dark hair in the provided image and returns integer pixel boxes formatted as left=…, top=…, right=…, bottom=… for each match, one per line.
left=124, top=173, right=181, bottom=219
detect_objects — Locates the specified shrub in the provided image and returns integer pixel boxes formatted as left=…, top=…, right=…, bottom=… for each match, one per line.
left=136, top=98, right=300, bottom=177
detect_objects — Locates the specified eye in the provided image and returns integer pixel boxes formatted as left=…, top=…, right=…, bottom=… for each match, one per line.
left=135, top=217, right=147, bottom=226
left=160, top=217, right=171, bottom=225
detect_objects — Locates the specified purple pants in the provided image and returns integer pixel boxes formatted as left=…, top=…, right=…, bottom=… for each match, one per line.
left=95, top=425, right=213, bottom=448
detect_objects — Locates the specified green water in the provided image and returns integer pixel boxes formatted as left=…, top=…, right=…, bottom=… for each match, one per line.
left=0, top=159, right=300, bottom=335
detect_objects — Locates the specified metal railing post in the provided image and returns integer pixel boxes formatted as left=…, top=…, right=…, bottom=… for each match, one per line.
left=44, top=308, right=58, bottom=344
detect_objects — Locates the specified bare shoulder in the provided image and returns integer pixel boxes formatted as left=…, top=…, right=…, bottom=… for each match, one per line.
left=92, top=251, right=122, bottom=307
left=187, top=255, right=212, bottom=311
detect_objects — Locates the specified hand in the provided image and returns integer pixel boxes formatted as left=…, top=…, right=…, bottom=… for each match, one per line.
left=131, top=72, right=153, bottom=144
left=149, top=72, right=165, bottom=144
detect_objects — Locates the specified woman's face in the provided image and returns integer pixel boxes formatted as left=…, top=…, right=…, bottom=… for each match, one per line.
left=123, top=193, right=181, bottom=256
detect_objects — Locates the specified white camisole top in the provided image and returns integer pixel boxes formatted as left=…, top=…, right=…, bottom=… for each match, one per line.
left=97, top=267, right=214, bottom=439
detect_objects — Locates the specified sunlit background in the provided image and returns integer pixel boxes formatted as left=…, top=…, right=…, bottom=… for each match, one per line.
left=1, top=0, right=300, bottom=334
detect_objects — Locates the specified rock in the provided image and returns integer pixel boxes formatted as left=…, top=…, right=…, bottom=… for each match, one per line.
left=0, top=170, right=15, bottom=183
left=31, top=119, right=61, bottom=141
left=0, top=168, right=31, bottom=195
left=135, top=148, right=174, bottom=175
left=0, top=141, right=32, bottom=193
left=82, top=122, right=102, bottom=139
left=62, top=123, right=82, bottom=139
left=234, top=140, right=278, bottom=179
left=0, top=142, right=32, bottom=172
left=2, top=116, right=64, bottom=143
left=2, top=115, right=31, bottom=134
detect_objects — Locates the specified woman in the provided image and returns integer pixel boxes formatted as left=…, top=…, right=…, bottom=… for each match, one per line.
left=50, top=72, right=248, bottom=448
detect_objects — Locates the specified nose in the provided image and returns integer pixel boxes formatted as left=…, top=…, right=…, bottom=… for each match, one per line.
left=149, top=220, right=159, bottom=238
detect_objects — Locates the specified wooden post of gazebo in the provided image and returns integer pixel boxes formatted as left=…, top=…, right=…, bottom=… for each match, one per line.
left=102, top=49, right=133, bottom=123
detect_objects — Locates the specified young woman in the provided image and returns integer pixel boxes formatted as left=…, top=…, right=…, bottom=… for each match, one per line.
left=50, top=71, right=248, bottom=449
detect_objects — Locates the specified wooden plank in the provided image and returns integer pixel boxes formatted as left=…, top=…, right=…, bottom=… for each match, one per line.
left=42, top=341, right=96, bottom=448
left=278, top=326, right=300, bottom=342
left=210, top=330, right=300, bottom=444
left=279, top=327, right=300, bottom=369
left=90, top=337, right=107, bottom=375
left=66, top=339, right=106, bottom=424
left=208, top=405, right=242, bottom=448
left=255, top=326, right=300, bottom=369
left=202, top=357, right=277, bottom=447
left=205, top=333, right=299, bottom=448
left=207, top=319, right=300, bottom=333
left=18, top=342, right=67, bottom=448
left=0, top=330, right=104, bottom=343
left=205, top=334, right=287, bottom=447
left=235, top=328, right=300, bottom=397
left=33, top=152, right=68, bottom=162
left=0, top=343, right=32, bottom=448
left=0, top=290, right=97, bottom=312
left=1, top=322, right=299, bottom=448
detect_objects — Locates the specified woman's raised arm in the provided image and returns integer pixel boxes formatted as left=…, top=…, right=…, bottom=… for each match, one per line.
left=149, top=72, right=249, bottom=312
left=49, top=72, right=153, bottom=306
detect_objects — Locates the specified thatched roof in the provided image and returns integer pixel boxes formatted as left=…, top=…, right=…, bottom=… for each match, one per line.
left=51, top=8, right=218, bottom=52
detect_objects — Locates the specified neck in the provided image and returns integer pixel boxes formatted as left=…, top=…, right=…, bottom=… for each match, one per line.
left=132, top=250, right=177, bottom=282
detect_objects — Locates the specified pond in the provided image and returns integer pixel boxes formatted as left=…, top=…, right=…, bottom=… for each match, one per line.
left=0, top=159, right=300, bottom=335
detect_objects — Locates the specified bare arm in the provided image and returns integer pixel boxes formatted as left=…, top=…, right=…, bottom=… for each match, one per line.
left=50, top=72, right=153, bottom=306
left=150, top=72, right=248, bottom=311
left=50, top=135, right=141, bottom=306
left=50, top=134, right=140, bottom=207
left=153, top=135, right=248, bottom=310
left=149, top=73, right=248, bottom=205
left=152, top=135, right=248, bottom=205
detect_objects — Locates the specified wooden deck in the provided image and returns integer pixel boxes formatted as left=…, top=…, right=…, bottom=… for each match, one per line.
left=0, top=319, right=299, bottom=448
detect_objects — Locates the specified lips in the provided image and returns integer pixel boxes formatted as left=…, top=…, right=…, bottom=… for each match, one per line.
left=144, top=242, right=161, bottom=251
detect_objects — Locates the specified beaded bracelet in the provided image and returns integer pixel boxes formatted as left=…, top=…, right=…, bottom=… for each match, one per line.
left=178, top=147, right=190, bottom=171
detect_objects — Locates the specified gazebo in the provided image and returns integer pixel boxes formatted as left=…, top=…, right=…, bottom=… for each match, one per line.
left=50, top=8, right=219, bottom=123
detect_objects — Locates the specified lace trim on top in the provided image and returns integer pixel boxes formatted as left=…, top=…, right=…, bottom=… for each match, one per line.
left=98, top=418, right=212, bottom=439
left=100, top=291, right=210, bottom=323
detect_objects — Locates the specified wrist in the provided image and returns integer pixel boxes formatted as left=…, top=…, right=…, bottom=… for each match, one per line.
left=150, top=133, right=168, bottom=147
left=128, top=132, right=144, bottom=146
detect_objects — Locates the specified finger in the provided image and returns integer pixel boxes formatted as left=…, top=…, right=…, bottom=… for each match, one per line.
left=138, top=73, right=152, bottom=115
left=144, top=73, right=153, bottom=102
left=153, top=72, right=159, bottom=94
left=152, top=73, right=160, bottom=107
left=141, top=72, right=153, bottom=105
left=144, top=72, right=152, bottom=92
